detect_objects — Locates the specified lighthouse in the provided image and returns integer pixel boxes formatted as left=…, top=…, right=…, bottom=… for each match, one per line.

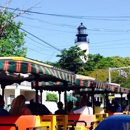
left=75, top=23, right=89, bottom=62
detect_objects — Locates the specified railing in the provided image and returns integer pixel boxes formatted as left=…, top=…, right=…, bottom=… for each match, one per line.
left=55, top=115, right=68, bottom=130
left=36, top=115, right=56, bottom=130
left=26, top=126, right=49, bottom=130
left=0, top=112, right=129, bottom=130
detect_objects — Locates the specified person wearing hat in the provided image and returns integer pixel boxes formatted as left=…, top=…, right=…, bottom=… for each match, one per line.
left=0, top=95, right=9, bottom=116
left=9, top=95, right=32, bottom=115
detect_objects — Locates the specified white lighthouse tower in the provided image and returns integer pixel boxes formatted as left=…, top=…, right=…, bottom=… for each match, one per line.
left=75, top=23, right=89, bottom=62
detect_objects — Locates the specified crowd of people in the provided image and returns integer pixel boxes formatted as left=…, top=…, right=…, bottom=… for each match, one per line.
left=0, top=94, right=130, bottom=116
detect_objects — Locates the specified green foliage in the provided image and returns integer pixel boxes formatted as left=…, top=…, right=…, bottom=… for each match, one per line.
left=56, top=46, right=87, bottom=74
left=85, top=54, right=115, bottom=72
left=54, top=45, right=130, bottom=87
left=46, top=93, right=58, bottom=102
left=111, top=56, right=130, bottom=67
left=0, top=10, right=27, bottom=57
left=88, top=69, right=108, bottom=82
left=44, top=61, right=61, bottom=68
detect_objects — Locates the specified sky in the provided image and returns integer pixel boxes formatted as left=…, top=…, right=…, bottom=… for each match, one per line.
left=1, top=0, right=130, bottom=63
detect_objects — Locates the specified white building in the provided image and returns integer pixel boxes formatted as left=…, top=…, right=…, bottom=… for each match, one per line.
left=0, top=82, right=36, bottom=105
left=0, top=81, right=65, bottom=106
left=75, top=23, right=89, bottom=63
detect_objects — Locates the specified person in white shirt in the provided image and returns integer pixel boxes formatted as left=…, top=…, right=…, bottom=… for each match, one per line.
left=73, top=98, right=93, bottom=115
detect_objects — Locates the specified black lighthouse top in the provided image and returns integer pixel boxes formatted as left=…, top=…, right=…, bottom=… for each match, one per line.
left=75, top=23, right=88, bottom=43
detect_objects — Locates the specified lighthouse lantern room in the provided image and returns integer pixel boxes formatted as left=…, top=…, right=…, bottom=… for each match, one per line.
left=75, top=23, right=89, bottom=62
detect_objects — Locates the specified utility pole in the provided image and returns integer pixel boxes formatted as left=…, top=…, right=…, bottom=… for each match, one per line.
left=108, top=66, right=130, bottom=83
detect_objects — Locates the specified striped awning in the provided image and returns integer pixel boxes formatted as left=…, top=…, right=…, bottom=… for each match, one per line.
left=0, top=57, right=75, bottom=86
left=78, top=87, right=130, bottom=93
left=31, top=80, right=83, bottom=91
left=31, top=79, right=93, bottom=91
left=77, top=81, right=130, bottom=93
left=31, top=79, right=130, bottom=93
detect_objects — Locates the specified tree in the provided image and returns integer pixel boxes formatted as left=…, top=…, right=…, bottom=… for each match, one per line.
left=88, top=69, right=108, bottom=82
left=46, top=93, right=58, bottom=102
left=85, top=54, right=115, bottom=71
left=111, top=56, right=130, bottom=67
left=53, top=44, right=130, bottom=87
left=0, top=9, right=27, bottom=57
left=56, top=46, right=87, bottom=74
left=44, top=61, right=60, bottom=68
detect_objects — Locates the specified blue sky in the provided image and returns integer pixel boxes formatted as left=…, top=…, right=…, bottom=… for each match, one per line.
left=1, top=0, right=130, bottom=62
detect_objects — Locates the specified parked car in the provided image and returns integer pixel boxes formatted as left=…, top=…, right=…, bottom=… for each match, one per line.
left=94, top=115, right=130, bottom=130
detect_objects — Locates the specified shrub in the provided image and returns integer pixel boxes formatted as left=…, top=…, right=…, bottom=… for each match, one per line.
left=46, top=93, right=58, bottom=102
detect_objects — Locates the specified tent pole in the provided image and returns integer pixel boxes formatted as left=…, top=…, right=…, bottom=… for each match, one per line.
left=58, top=91, right=61, bottom=102
left=40, top=89, right=43, bottom=104
left=34, top=74, right=40, bottom=115
left=64, top=81, right=67, bottom=113
left=105, top=92, right=108, bottom=111
left=92, top=87, right=95, bottom=114
left=1, top=83, right=5, bottom=97
left=120, top=93, right=123, bottom=108
left=35, top=74, right=40, bottom=104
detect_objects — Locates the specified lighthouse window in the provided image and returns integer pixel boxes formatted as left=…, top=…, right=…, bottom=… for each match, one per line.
left=83, top=49, right=87, bottom=53
left=78, top=29, right=86, bottom=34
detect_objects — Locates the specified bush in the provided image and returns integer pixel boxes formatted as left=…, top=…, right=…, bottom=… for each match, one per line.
left=46, top=93, right=58, bottom=102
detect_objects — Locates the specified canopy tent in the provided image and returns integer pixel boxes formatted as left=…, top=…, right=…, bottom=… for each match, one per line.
left=31, top=79, right=128, bottom=93
left=0, top=57, right=75, bottom=84
left=31, top=72, right=130, bottom=114
left=0, top=57, right=76, bottom=104
left=76, top=87, right=130, bottom=94
left=31, top=79, right=90, bottom=91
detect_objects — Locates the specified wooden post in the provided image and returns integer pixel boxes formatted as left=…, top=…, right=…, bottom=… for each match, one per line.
left=58, top=91, right=61, bottom=102
left=120, top=93, right=123, bottom=108
left=64, top=81, right=68, bottom=113
left=92, top=87, right=95, bottom=114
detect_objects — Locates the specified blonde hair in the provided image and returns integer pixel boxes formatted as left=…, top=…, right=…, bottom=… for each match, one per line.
left=9, top=95, right=26, bottom=116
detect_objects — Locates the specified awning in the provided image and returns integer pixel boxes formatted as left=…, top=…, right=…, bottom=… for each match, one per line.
left=31, top=79, right=92, bottom=91
left=31, top=81, right=75, bottom=91
left=31, top=79, right=121, bottom=92
left=76, top=82, right=130, bottom=93
left=0, top=57, right=75, bottom=86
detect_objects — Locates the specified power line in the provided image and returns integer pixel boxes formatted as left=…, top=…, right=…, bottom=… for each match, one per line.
left=18, top=15, right=130, bottom=34
left=0, top=16, right=61, bottom=52
left=20, top=28, right=61, bottom=52
left=90, top=42, right=130, bottom=48
left=19, top=15, right=130, bottom=34
left=26, top=46, right=49, bottom=55
left=1, top=6, right=130, bottom=21
left=1, top=7, right=130, bottom=55
left=26, top=36, right=52, bottom=49
left=90, top=46, right=130, bottom=50
left=26, top=40, right=52, bottom=51
left=91, top=38, right=130, bottom=44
